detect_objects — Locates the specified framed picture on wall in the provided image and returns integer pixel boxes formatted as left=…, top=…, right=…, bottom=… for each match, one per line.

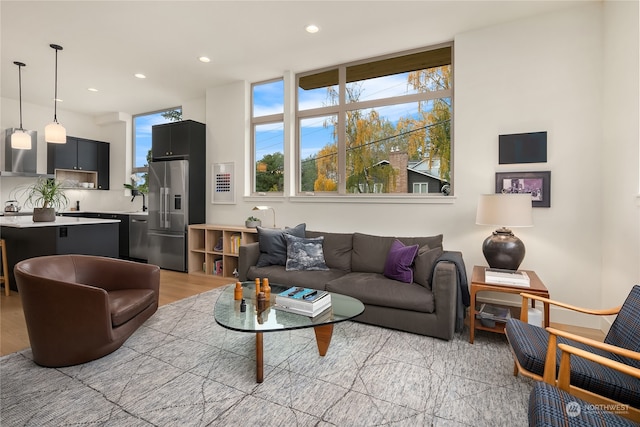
left=495, top=171, right=551, bottom=208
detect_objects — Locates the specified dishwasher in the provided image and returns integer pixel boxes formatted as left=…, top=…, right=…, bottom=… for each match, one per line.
left=129, top=215, right=148, bottom=261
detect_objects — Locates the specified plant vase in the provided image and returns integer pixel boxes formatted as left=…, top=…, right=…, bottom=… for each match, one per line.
left=245, top=220, right=261, bottom=228
left=33, top=207, right=56, bottom=222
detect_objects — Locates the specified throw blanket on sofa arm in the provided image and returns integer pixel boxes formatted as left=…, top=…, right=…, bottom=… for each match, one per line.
left=433, top=251, right=470, bottom=333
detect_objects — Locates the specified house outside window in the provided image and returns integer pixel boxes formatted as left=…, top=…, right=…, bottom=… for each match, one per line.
left=296, top=43, right=453, bottom=196
left=252, top=79, right=284, bottom=193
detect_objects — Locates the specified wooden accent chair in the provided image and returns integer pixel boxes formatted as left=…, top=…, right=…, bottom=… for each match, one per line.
left=529, top=343, right=640, bottom=426
left=14, top=254, right=160, bottom=367
left=505, top=286, right=640, bottom=422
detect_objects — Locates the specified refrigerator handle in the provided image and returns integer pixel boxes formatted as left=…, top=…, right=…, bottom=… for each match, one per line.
left=164, top=187, right=171, bottom=228
left=159, top=187, right=165, bottom=227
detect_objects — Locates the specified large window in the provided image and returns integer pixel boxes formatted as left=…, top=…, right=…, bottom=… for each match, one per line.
left=252, top=79, right=284, bottom=193
left=132, top=107, right=182, bottom=190
left=296, top=44, right=452, bottom=196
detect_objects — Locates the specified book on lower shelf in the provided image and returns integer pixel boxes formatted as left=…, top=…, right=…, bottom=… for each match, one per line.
left=213, top=259, right=223, bottom=275
left=476, top=303, right=512, bottom=323
left=274, top=287, right=332, bottom=316
left=484, top=268, right=530, bottom=286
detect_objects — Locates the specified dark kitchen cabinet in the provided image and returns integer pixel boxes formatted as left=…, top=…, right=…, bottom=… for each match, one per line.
left=48, top=136, right=110, bottom=190
left=62, top=212, right=129, bottom=258
left=97, top=141, right=110, bottom=189
left=151, top=120, right=205, bottom=160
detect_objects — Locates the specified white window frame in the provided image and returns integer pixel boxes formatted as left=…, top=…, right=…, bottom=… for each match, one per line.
left=295, top=43, right=453, bottom=198
left=251, top=78, right=285, bottom=195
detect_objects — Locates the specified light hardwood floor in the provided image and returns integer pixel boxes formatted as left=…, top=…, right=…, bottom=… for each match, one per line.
left=0, top=271, right=605, bottom=356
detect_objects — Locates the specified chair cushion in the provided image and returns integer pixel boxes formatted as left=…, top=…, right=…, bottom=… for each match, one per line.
left=506, top=318, right=640, bottom=408
left=326, top=272, right=435, bottom=313
left=605, top=285, right=640, bottom=369
left=108, top=289, right=156, bottom=327
left=529, top=382, right=638, bottom=427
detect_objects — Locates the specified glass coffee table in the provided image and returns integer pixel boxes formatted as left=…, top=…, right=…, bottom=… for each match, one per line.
left=214, top=281, right=365, bottom=383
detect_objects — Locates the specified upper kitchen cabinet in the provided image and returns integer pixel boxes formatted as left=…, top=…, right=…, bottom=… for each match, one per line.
left=151, top=120, right=205, bottom=160
left=48, top=137, right=110, bottom=190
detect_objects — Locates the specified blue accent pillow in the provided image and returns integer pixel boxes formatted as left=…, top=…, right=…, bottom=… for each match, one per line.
left=256, top=223, right=306, bottom=267
left=285, top=235, right=330, bottom=271
left=383, top=239, right=419, bottom=283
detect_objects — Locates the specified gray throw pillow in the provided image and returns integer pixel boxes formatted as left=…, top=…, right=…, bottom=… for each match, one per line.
left=413, top=245, right=444, bottom=289
left=256, top=223, right=306, bottom=267
left=285, top=235, right=329, bottom=271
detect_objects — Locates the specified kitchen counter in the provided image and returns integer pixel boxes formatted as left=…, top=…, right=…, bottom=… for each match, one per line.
left=1, top=216, right=119, bottom=289
left=0, top=216, right=120, bottom=228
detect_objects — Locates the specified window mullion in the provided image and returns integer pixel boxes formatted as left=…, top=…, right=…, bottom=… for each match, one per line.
left=338, top=66, right=346, bottom=194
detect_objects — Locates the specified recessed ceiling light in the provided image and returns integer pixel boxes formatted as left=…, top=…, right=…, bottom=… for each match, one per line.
left=134, top=73, right=146, bottom=79
left=305, top=24, right=320, bottom=34
left=88, top=87, right=98, bottom=92
left=198, top=56, right=211, bottom=63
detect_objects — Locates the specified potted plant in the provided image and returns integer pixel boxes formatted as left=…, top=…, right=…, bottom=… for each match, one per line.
left=21, top=178, right=69, bottom=222
left=245, top=216, right=261, bottom=228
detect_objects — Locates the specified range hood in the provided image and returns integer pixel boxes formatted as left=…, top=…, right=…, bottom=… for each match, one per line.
left=1, top=128, right=53, bottom=178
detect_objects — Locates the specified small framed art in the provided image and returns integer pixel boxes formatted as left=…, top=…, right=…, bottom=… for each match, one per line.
left=495, top=171, right=551, bottom=208
left=212, top=162, right=235, bottom=204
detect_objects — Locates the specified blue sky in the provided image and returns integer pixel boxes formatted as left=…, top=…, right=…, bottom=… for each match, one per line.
left=133, top=109, right=181, bottom=167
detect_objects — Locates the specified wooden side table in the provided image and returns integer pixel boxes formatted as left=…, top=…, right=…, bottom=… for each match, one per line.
left=469, top=265, right=549, bottom=344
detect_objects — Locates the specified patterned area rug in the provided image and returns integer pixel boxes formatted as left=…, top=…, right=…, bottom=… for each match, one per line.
left=1, top=287, right=532, bottom=426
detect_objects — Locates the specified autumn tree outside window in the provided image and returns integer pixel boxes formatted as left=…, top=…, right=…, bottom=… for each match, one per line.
left=297, top=44, right=453, bottom=196
left=251, top=79, right=285, bottom=194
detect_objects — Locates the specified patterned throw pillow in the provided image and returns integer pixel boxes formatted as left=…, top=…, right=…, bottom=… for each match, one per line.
left=285, top=235, right=330, bottom=271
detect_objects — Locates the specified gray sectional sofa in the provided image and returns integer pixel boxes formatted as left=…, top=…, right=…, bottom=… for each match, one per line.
left=238, top=229, right=468, bottom=340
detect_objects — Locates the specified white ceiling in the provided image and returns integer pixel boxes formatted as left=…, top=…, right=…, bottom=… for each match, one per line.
left=1, top=1, right=591, bottom=117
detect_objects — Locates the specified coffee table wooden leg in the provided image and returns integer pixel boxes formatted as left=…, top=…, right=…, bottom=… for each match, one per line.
left=314, top=324, right=334, bottom=356
left=256, top=332, right=263, bottom=383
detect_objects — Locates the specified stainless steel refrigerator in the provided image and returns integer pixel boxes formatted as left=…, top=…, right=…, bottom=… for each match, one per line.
left=148, top=160, right=189, bottom=271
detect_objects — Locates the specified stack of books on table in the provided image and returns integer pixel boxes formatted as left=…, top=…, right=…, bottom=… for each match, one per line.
left=274, top=287, right=332, bottom=317
left=477, top=303, right=511, bottom=324
left=484, top=268, right=530, bottom=286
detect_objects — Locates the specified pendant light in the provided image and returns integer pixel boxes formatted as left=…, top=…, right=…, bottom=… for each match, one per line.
left=11, top=61, right=31, bottom=149
left=44, top=43, right=66, bottom=144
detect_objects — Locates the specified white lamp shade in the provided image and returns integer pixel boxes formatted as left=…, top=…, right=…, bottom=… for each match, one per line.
left=10, top=130, right=32, bottom=149
left=476, top=194, right=533, bottom=227
left=45, top=121, right=66, bottom=143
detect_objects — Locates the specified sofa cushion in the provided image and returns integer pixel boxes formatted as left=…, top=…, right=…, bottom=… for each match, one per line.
left=306, top=231, right=353, bottom=272
left=326, top=272, right=435, bottom=313
left=285, top=235, right=329, bottom=271
left=247, top=265, right=345, bottom=291
left=413, top=245, right=444, bottom=289
left=352, top=233, right=443, bottom=274
left=108, top=289, right=156, bottom=327
left=256, top=223, right=306, bottom=267
left=383, top=239, right=419, bottom=283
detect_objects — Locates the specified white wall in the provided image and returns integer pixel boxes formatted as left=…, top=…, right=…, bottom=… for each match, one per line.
left=203, top=2, right=638, bottom=328
left=600, top=0, right=640, bottom=331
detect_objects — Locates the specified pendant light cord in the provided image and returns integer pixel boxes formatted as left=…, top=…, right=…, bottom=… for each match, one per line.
left=50, top=44, right=63, bottom=124
left=53, top=47, right=58, bottom=123
left=14, top=61, right=25, bottom=130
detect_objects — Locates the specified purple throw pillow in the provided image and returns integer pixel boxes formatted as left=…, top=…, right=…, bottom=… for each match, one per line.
left=383, top=239, right=419, bottom=283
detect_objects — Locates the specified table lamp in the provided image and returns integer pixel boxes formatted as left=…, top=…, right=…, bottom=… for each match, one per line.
left=475, top=193, right=533, bottom=271
left=252, top=205, right=276, bottom=228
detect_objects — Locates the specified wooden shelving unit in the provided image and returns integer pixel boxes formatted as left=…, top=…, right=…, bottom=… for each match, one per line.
left=188, top=224, right=258, bottom=279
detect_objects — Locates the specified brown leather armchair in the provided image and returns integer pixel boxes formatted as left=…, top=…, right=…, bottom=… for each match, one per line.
left=14, top=254, right=160, bottom=367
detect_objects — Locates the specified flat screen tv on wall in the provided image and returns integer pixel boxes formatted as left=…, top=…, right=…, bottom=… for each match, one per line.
left=499, top=131, right=547, bottom=164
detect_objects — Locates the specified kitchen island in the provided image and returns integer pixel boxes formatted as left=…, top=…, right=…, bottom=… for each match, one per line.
left=0, top=216, right=119, bottom=290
